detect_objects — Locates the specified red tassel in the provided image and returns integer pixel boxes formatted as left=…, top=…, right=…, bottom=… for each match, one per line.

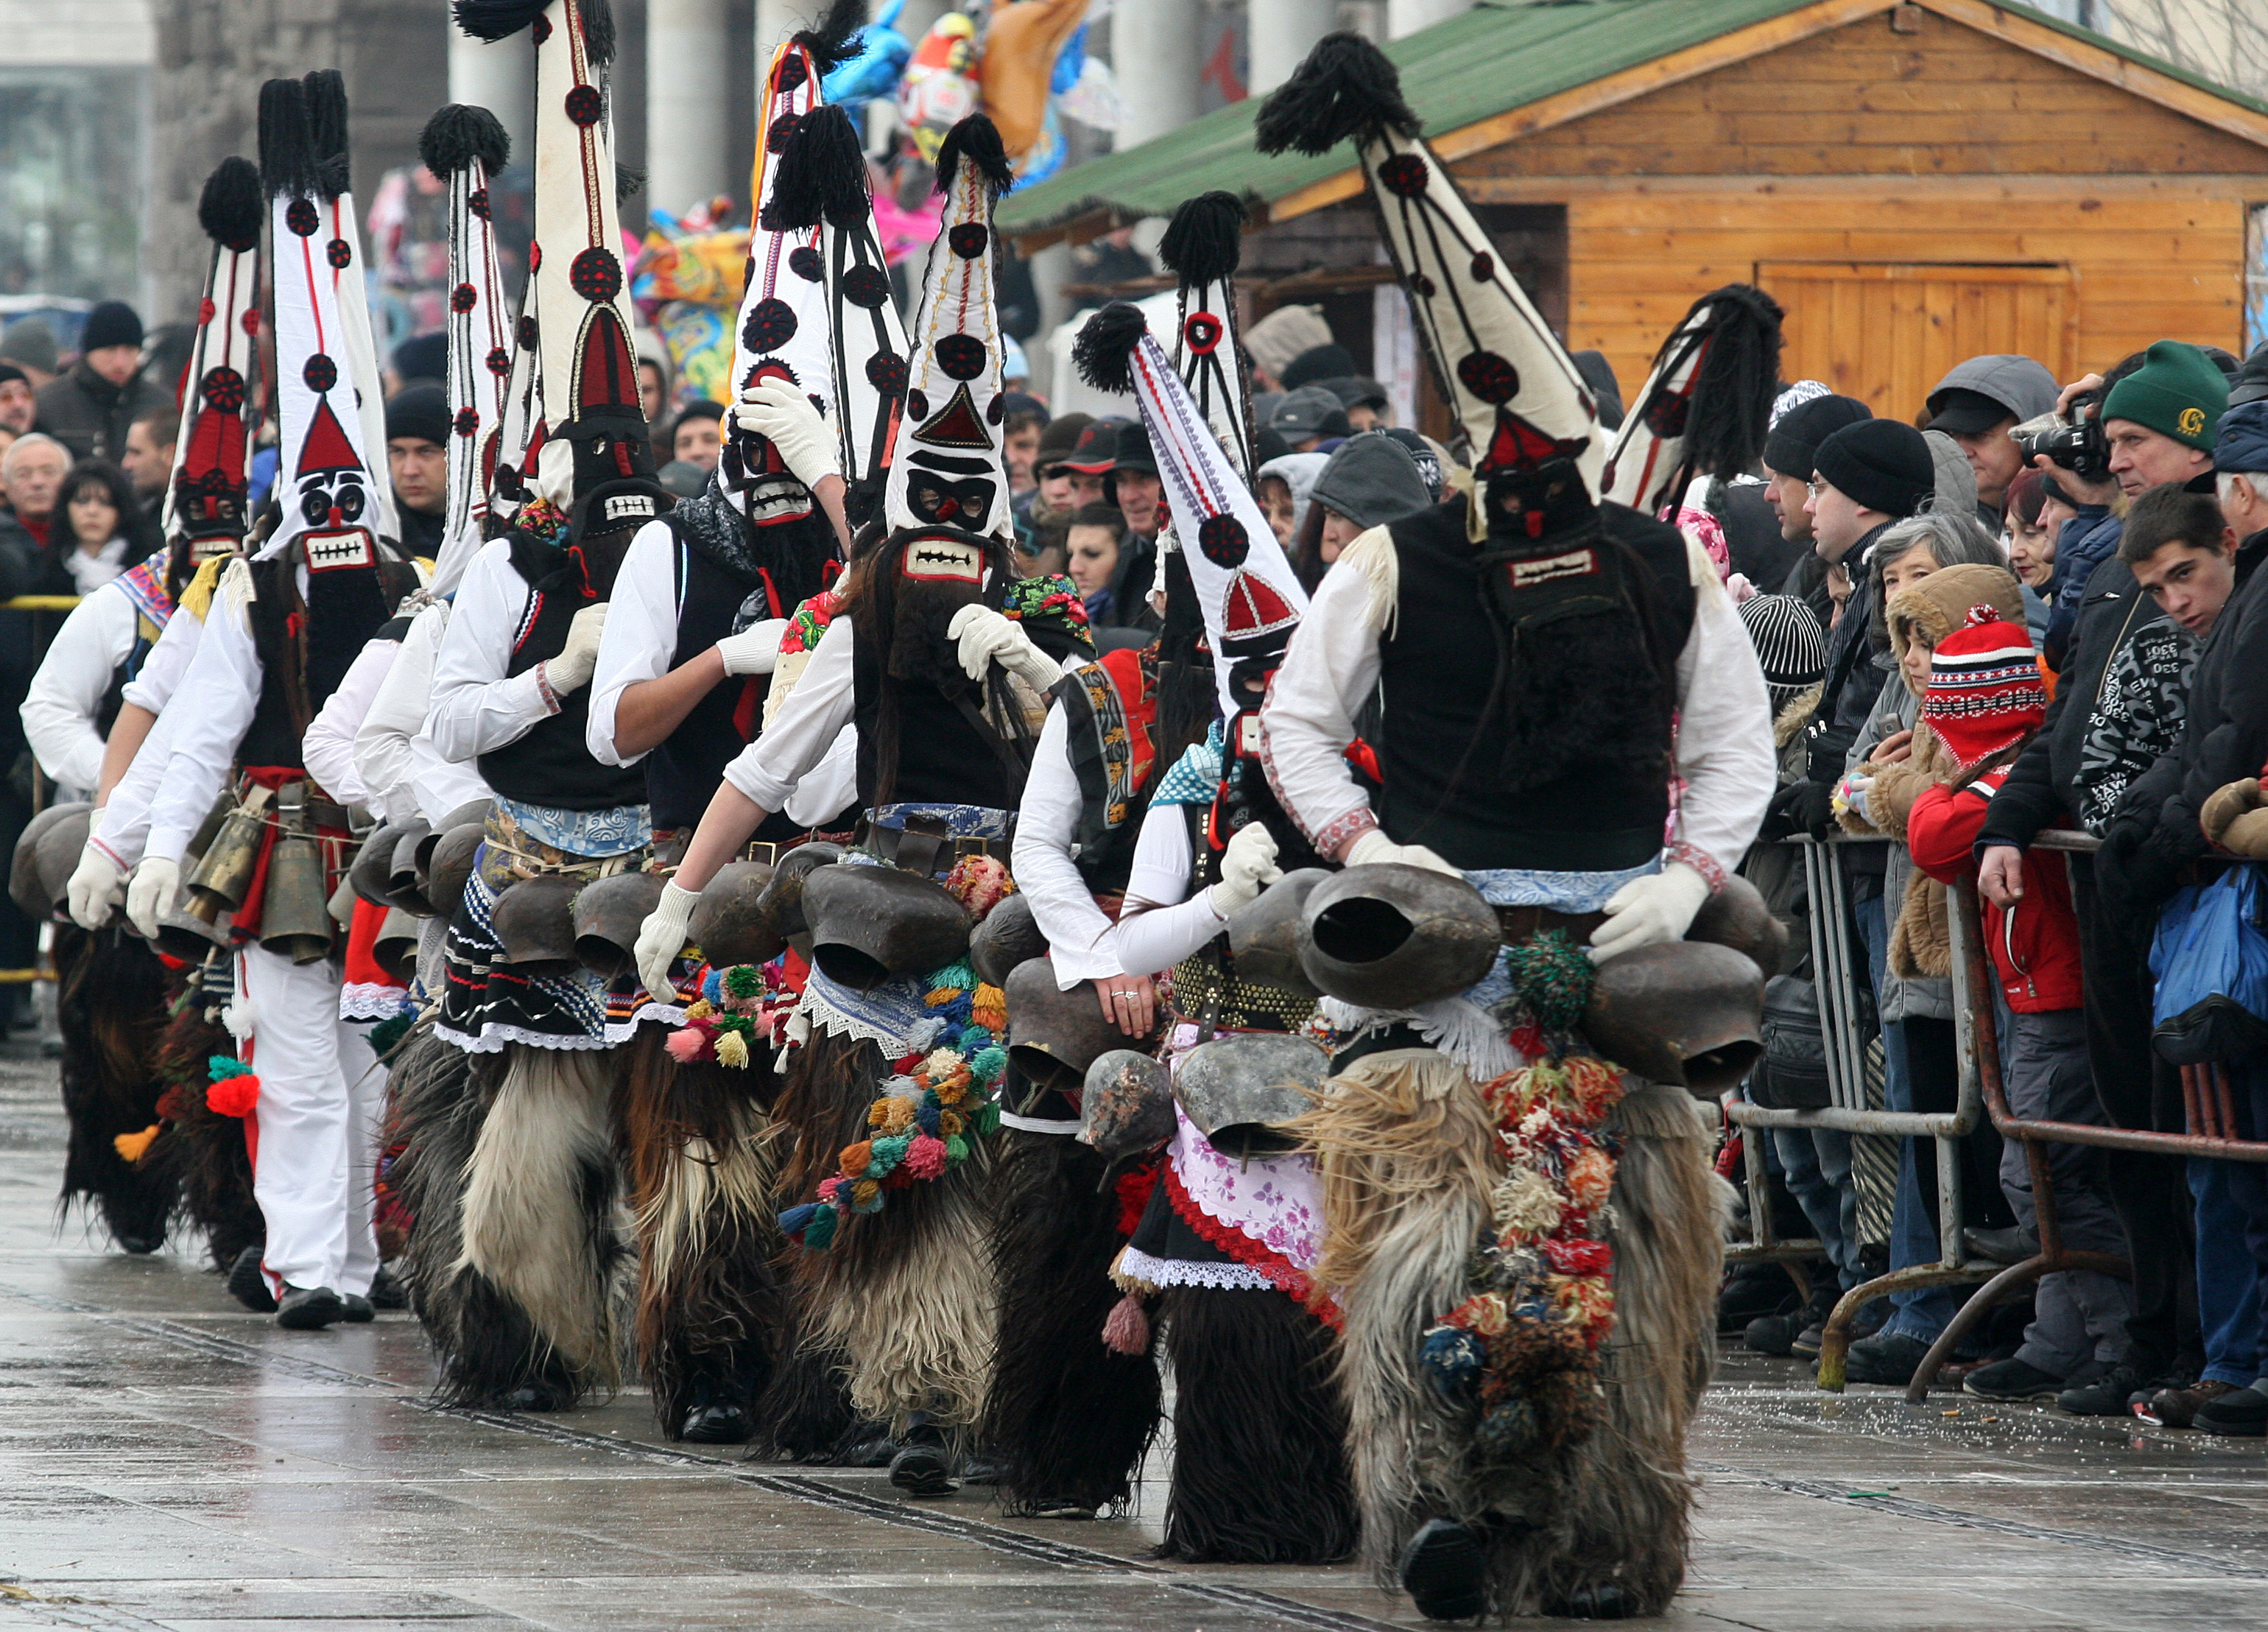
left=1102, top=1292, right=1150, bottom=1356
left=207, top=1074, right=261, bottom=1118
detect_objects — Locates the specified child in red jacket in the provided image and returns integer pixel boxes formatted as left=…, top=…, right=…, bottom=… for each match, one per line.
left=1904, top=602, right=2134, bottom=1404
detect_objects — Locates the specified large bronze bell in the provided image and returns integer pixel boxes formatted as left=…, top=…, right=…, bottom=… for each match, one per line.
left=1225, top=868, right=1331, bottom=993
left=686, top=859, right=783, bottom=971
left=1004, top=956, right=1122, bottom=1094
left=1297, top=862, right=1500, bottom=1010
left=1685, top=873, right=1786, bottom=977
left=259, top=830, right=337, bottom=964
left=386, top=822, right=434, bottom=914
left=373, top=907, right=421, bottom=982
left=158, top=792, right=245, bottom=957
left=488, top=873, right=584, bottom=975
left=424, top=822, right=485, bottom=925
left=1080, top=1049, right=1174, bottom=1165
left=753, top=840, right=845, bottom=946
left=11, top=801, right=91, bottom=921
left=574, top=869, right=669, bottom=977
left=968, top=890, right=1047, bottom=990
left=186, top=787, right=272, bottom=915
left=349, top=820, right=406, bottom=909
left=1174, top=1033, right=1330, bottom=1158
left=1584, top=939, right=1765, bottom=1097
left=802, top=864, right=973, bottom=991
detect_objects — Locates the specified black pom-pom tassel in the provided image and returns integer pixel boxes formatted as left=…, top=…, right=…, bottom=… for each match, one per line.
left=420, top=104, right=513, bottom=180
left=934, top=114, right=1014, bottom=200
left=1158, top=191, right=1246, bottom=290
left=762, top=104, right=871, bottom=233
left=1072, top=303, right=1151, bottom=398
left=794, top=0, right=870, bottom=75
left=1253, top=31, right=1420, bottom=158
left=256, top=77, right=317, bottom=202
left=199, top=158, right=266, bottom=255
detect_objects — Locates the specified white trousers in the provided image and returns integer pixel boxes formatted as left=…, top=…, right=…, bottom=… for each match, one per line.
left=242, top=946, right=383, bottom=1298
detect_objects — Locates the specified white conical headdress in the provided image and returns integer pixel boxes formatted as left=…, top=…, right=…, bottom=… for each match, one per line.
left=303, top=71, right=399, bottom=547
left=1258, top=35, right=1602, bottom=539
left=457, top=0, right=652, bottom=506
left=1156, top=191, right=1259, bottom=483
left=1075, top=303, right=1307, bottom=717
left=257, top=76, right=385, bottom=568
left=165, top=157, right=264, bottom=558
left=419, top=104, right=516, bottom=594
left=883, top=114, right=1014, bottom=538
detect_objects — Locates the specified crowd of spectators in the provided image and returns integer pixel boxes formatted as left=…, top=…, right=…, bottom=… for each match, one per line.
left=1728, top=334, right=2268, bottom=1439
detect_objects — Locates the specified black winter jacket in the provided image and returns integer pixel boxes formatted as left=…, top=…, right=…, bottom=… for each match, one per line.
left=33, top=362, right=171, bottom=464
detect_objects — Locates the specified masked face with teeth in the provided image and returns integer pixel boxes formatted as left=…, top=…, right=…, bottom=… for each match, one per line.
left=862, top=525, right=996, bottom=687
left=722, top=359, right=821, bottom=527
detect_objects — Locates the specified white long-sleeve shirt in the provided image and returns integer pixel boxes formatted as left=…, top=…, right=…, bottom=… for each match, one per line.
left=424, top=538, right=557, bottom=764
left=585, top=518, right=683, bottom=768
left=146, top=566, right=270, bottom=865
left=119, top=597, right=206, bottom=715
left=22, top=582, right=140, bottom=798
left=1259, top=528, right=1773, bottom=879
left=87, top=691, right=196, bottom=870
left=1010, top=688, right=1124, bottom=990
left=359, top=602, right=490, bottom=824
left=1112, top=801, right=1229, bottom=979
left=720, top=615, right=853, bottom=813
left=300, top=637, right=398, bottom=811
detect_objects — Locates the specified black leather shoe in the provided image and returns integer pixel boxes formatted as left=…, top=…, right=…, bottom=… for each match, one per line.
left=115, top=1231, right=164, bottom=1255
left=1964, top=1225, right=2039, bottom=1265
left=681, top=1404, right=755, bottom=1444
left=1541, top=1583, right=1637, bottom=1619
left=889, top=1418, right=958, bottom=1496
left=1398, top=1519, right=1487, bottom=1621
left=502, top=1379, right=577, bottom=1411
left=227, top=1246, right=277, bottom=1313
left=957, top=1452, right=1001, bottom=1486
left=367, top=1264, right=409, bottom=1311
left=276, top=1285, right=345, bottom=1330
left=339, top=1294, right=375, bottom=1323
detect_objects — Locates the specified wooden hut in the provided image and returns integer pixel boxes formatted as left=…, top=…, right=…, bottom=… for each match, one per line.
left=1001, top=0, right=2268, bottom=424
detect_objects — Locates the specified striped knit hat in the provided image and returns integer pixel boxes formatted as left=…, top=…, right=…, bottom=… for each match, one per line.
left=1922, top=604, right=2046, bottom=779
left=1737, top=593, right=1825, bottom=715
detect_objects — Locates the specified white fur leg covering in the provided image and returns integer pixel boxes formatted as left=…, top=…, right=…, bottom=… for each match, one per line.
left=454, top=1045, right=628, bottom=1376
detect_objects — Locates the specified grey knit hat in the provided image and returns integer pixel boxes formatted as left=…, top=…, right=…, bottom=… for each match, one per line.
left=1309, top=432, right=1434, bottom=531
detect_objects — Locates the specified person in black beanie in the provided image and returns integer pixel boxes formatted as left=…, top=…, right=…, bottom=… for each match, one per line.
left=384, top=384, right=451, bottom=557
left=34, top=300, right=169, bottom=464
left=1764, top=416, right=1933, bottom=838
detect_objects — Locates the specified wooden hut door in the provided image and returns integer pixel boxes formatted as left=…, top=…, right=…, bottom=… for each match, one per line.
left=1757, top=262, right=2076, bottom=419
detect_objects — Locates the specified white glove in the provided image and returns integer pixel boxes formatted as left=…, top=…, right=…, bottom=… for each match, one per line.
left=1588, top=860, right=1712, bottom=964
left=543, top=602, right=608, bottom=697
left=125, top=855, right=180, bottom=942
left=1346, top=827, right=1460, bottom=877
left=66, top=842, right=127, bottom=931
left=635, top=880, right=702, bottom=999
left=1209, top=822, right=1283, bottom=918
left=716, top=617, right=789, bottom=678
left=946, top=604, right=1060, bottom=691
left=732, top=378, right=841, bottom=490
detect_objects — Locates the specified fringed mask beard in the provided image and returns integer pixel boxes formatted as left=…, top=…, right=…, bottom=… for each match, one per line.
left=1468, top=462, right=1677, bottom=795
left=876, top=528, right=989, bottom=687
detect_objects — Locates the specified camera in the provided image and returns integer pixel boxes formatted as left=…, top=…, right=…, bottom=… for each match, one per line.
left=2011, top=401, right=2111, bottom=484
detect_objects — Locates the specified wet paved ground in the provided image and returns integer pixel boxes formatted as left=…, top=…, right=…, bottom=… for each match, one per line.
left=3, top=1043, right=2265, bottom=1631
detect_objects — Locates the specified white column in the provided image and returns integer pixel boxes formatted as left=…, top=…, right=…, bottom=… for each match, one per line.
left=1112, top=0, right=1206, bottom=153
left=753, top=0, right=805, bottom=57
left=1248, top=0, right=1339, bottom=95
left=449, top=29, right=535, bottom=165
left=649, top=0, right=733, bottom=217
left=1387, top=0, right=1472, bottom=38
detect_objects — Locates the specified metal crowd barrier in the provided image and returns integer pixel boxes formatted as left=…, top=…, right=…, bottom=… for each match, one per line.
left=1727, top=829, right=2268, bottom=1399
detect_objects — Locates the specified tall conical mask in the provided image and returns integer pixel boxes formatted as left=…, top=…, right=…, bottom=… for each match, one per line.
left=762, top=100, right=911, bottom=530
left=258, top=76, right=385, bottom=569
left=1156, top=190, right=1259, bottom=484
left=455, top=0, right=652, bottom=506
left=1075, top=302, right=1306, bottom=717
left=166, top=157, right=264, bottom=558
left=882, top=113, right=1014, bottom=541
left=1602, top=284, right=1784, bottom=520
left=1257, top=33, right=1602, bottom=545
left=418, top=103, right=515, bottom=594
left=303, top=70, right=398, bottom=546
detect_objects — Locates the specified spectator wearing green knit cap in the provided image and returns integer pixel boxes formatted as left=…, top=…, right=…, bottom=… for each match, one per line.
left=2101, top=339, right=2226, bottom=499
